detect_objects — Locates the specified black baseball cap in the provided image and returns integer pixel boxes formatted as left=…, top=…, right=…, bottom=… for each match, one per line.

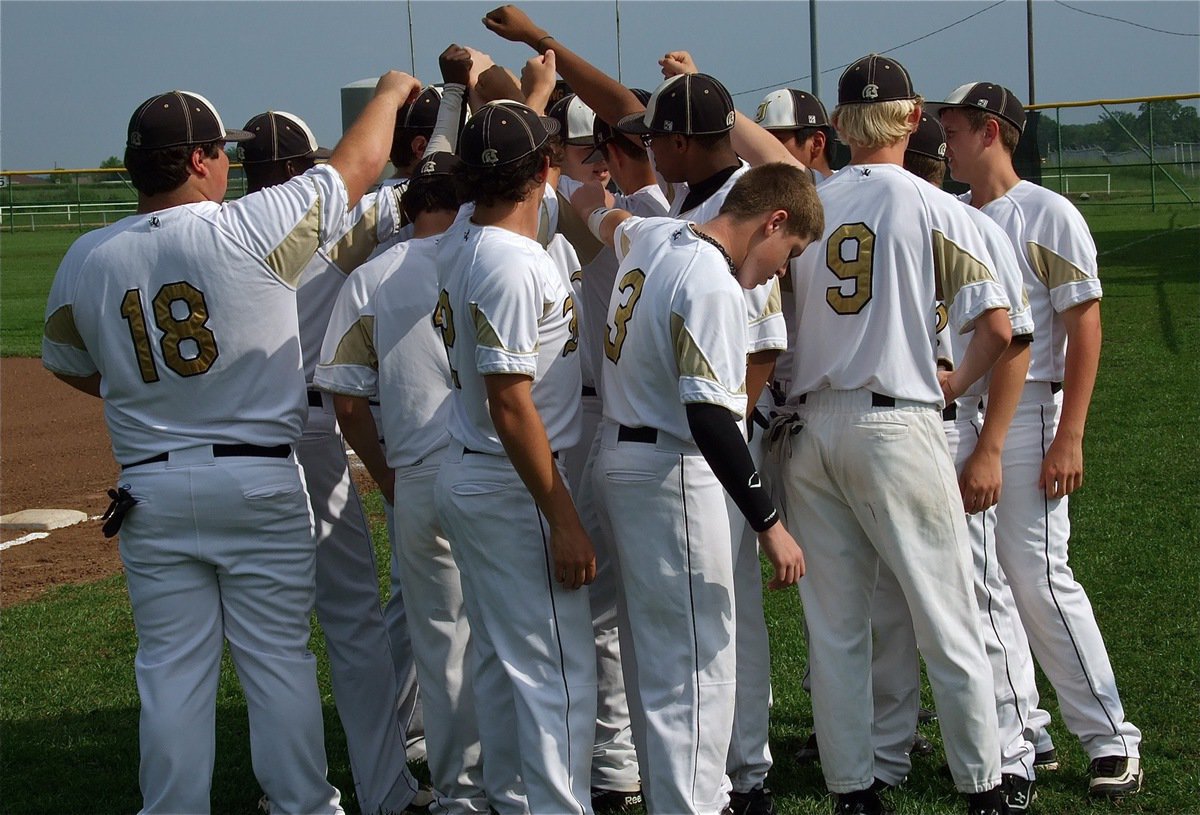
left=127, top=90, right=253, bottom=150
left=906, top=113, right=947, bottom=162
left=398, top=86, right=444, bottom=132
left=616, top=73, right=735, bottom=136
left=459, top=101, right=560, bottom=168
left=755, top=88, right=830, bottom=130
left=584, top=88, right=652, bottom=164
left=547, top=95, right=597, bottom=147
left=930, top=82, right=1027, bottom=133
left=238, top=111, right=333, bottom=164
left=837, top=54, right=918, bottom=106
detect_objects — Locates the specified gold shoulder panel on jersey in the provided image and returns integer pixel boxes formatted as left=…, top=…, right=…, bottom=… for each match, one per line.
left=470, top=303, right=507, bottom=351
left=328, top=316, right=378, bottom=369
left=671, top=312, right=720, bottom=383
left=537, top=198, right=553, bottom=249
left=932, top=229, right=994, bottom=309
left=555, top=190, right=604, bottom=265
left=328, top=200, right=381, bottom=275
left=618, top=230, right=632, bottom=259
left=264, top=198, right=322, bottom=286
left=748, top=279, right=783, bottom=326
left=44, top=305, right=87, bottom=350
left=1027, top=242, right=1090, bottom=290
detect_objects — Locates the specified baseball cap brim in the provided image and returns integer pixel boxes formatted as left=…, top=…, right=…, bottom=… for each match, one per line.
left=615, top=110, right=653, bottom=136
left=224, top=128, right=255, bottom=143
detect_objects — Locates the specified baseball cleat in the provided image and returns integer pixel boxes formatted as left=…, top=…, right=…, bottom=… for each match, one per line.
left=591, top=786, right=644, bottom=813
left=1002, top=773, right=1037, bottom=813
left=1032, top=747, right=1059, bottom=772
left=965, top=785, right=1007, bottom=815
left=834, top=786, right=895, bottom=814
left=1088, top=756, right=1143, bottom=798
left=910, top=733, right=935, bottom=758
left=918, top=706, right=938, bottom=725
left=728, top=784, right=775, bottom=815
left=795, top=731, right=821, bottom=763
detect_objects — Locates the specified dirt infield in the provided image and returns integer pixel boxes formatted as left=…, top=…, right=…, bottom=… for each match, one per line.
left=1, top=358, right=122, bottom=606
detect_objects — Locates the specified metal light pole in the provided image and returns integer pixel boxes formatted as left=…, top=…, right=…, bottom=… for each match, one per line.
left=1026, top=0, right=1036, bottom=104
left=810, top=0, right=820, bottom=99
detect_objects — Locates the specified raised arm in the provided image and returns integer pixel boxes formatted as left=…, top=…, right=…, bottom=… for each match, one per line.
left=329, top=71, right=422, bottom=205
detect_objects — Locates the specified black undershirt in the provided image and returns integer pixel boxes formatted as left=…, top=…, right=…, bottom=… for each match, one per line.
left=677, top=163, right=741, bottom=216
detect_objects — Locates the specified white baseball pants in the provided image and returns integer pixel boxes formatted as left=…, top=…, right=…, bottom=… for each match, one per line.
left=119, top=449, right=341, bottom=815
left=780, top=389, right=1001, bottom=795
left=436, top=447, right=597, bottom=815
left=381, top=498, right=425, bottom=761
left=993, top=383, right=1141, bottom=759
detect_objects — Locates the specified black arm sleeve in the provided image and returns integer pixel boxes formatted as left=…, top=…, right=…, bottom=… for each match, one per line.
left=686, top=402, right=779, bottom=533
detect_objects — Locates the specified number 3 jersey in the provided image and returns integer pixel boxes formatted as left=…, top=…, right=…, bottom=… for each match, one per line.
left=435, top=217, right=582, bottom=456
left=786, top=163, right=1010, bottom=406
left=42, top=164, right=348, bottom=465
left=601, top=216, right=749, bottom=442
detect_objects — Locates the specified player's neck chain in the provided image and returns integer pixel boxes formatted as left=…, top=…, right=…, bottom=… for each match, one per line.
left=689, top=225, right=736, bottom=277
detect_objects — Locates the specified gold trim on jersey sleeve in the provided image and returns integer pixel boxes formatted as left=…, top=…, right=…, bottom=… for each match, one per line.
left=1027, top=242, right=1091, bottom=290
left=555, top=191, right=604, bottom=265
left=748, top=278, right=783, bottom=326
left=44, top=305, right=87, bottom=350
left=264, top=199, right=322, bottom=286
left=932, top=229, right=995, bottom=308
left=328, top=201, right=381, bottom=275
left=672, top=312, right=720, bottom=383
left=537, top=199, right=553, bottom=248
left=618, top=230, right=633, bottom=260
left=471, top=303, right=507, bottom=350
left=328, top=316, right=378, bottom=369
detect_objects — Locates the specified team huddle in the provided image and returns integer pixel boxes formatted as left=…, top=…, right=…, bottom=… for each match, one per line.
left=41, top=5, right=1142, bottom=815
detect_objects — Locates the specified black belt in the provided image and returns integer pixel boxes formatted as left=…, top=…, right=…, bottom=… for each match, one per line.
left=464, top=445, right=558, bottom=459
left=307, top=390, right=323, bottom=407
left=795, top=391, right=897, bottom=407
left=618, top=425, right=658, bottom=444
left=582, top=385, right=598, bottom=398
left=1050, top=381, right=1063, bottom=394
left=126, top=443, right=292, bottom=469
left=943, top=403, right=957, bottom=421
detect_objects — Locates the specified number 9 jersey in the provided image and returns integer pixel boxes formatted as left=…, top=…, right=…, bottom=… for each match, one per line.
left=786, top=164, right=1009, bottom=405
left=41, top=165, right=348, bottom=465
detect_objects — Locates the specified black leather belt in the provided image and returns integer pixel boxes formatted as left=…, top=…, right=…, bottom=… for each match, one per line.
left=582, top=385, right=598, bottom=397
left=307, top=390, right=323, bottom=407
left=464, top=445, right=558, bottom=459
left=126, top=443, right=292, bottom=469
left=943, top=403, right=957, bottom=421
left=618, top=425, right=658, bottom=444
left=1051, top=381, right=1063, bottom=394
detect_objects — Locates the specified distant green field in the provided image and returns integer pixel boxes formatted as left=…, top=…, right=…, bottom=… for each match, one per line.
left=1, top=207, right=1197, bottom=814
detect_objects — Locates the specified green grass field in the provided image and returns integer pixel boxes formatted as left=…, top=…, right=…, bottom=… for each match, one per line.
left=1, top=207, right=1197, bottom=814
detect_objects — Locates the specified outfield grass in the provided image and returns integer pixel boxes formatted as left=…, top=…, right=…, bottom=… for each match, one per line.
left=1, top=208, right=1197, bottom=813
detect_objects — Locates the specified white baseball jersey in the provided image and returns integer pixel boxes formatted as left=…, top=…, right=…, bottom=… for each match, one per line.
left=601, top=216, right=749, bottom=441
left=934, top=204, right=1036, bottom=397
left=773, top=170, right=831, bottom=393
left=43, top=165, right=348, bottom=465
left=786, top=163, right=1009, bottom=405
left=435, top=218, right=582, bottom=455
left=314, top=235, right=452, bottom=467
left=296, top=185, right=404, bottom=382
left=968, top=180, right=1102, bottom=382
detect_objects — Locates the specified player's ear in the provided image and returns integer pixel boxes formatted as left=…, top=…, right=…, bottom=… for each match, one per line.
left=189, top=146, right=209, bottom=177
left=983, top=117, right=1001, bottom=147
left=411, top=134, right=429, bottom=158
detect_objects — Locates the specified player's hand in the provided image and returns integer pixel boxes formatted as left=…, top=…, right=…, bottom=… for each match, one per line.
left=937, top=369, right=960, bottom=406
left=475, top=64, right=525, bottom=105
left=758, top=521, right=805, bottom=590
left=959, top=447, right=1002, bottom=513
left=465, top=46, right=496, bottom=87
left=439, top=44, right=473, bottom=86
left=549, top=521, right=597, bottom=590
left=571, top=179, right=615, bottom=218
left=659, top=51, right=699, bottom=78
left=483, top=5, right=546, bottom=46
left=1039, top=434, right=1084, bottom=499
left=376, top=71, right=422, bottom=106
left=521, top=49, right=557, bottom=114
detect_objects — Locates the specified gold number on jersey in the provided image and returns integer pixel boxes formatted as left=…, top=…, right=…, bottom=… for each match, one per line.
left=432, top=289, right=461, bottom=388
left=120, top=288, right=161, bottom=383
left=153, top=282, right=219, bottom=377
left=934, top=302, right=949, bottom=334
left=825, top=223, right=876, bottom=315
left=562, top=293, right=579, bottom=357
left=603, top=268, right=646, bottom=364
left=120, top=283, right=218, bottom=382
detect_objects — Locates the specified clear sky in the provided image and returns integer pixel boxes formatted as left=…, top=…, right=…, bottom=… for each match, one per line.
left=2, top=0, right=1197, bottom=170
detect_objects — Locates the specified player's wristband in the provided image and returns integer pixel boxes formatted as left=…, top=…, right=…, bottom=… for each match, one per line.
left=587, top=207, right=614, bottom=242
left=535, top=34, right=555, bottom=52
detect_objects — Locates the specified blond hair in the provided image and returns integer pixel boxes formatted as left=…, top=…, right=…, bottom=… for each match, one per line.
left=831, top=97, right=923, bottom=150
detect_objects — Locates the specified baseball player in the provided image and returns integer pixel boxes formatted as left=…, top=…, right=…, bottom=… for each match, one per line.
left=432, top=100, right=597, bottom=815
left=937, top=81, right=1143, bottom=797
left=41, top=76, right=419, bottom=814
left=777, top=54, right=1012, bottom=815
left=754, top=88, right=835, bottom=181
left=867, top=112, right=1044, bottom=811
left=238, top=110, right=426, bottom=815
left=581, top=162, right=818, bottom=815
left=316, top=150, right=488, bottom=815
